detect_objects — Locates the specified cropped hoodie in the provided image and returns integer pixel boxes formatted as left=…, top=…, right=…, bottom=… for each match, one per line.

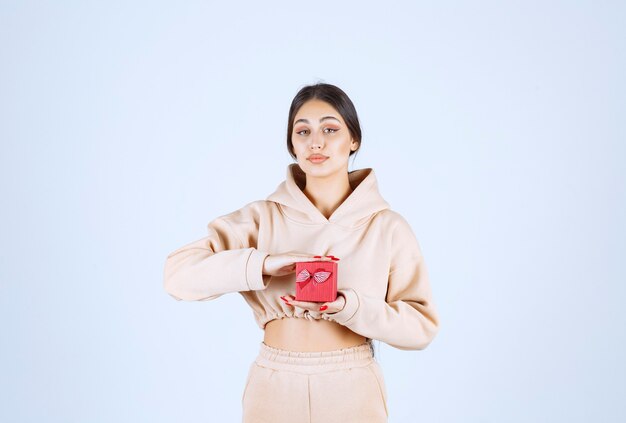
left=163, top=163, right=439, bottom=350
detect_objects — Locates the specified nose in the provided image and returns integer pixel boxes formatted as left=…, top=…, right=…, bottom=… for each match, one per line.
left=309, top=131, right=324, bottom=150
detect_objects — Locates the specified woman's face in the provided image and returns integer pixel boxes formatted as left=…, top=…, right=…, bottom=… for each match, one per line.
left=291, top=99, right=359, bottom=178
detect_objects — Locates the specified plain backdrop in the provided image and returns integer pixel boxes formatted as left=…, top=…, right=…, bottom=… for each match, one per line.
left=1, top=1, right=624, bottom=422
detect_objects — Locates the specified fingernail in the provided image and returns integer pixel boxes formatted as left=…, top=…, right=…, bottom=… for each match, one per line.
left=319, top=305, right=328, bottom=311
left=314, top=255, right=322, bottom=258
left=280, top=296, right=288, bottom=303
left=331, top=257, right=340, bottom=261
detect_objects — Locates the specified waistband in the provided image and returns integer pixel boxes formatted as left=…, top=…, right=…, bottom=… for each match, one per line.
left=254, top=341, right=374, bottom=374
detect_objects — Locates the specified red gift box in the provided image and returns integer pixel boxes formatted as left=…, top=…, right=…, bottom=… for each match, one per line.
left=295, top=259, right=338, bottom=302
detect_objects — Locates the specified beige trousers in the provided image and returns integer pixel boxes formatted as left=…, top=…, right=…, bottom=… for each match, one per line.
left=242, top=341, right=388, bottom=423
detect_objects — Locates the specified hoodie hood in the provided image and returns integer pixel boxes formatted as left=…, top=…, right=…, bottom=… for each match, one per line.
left=266, top=163, right=390, bottom=228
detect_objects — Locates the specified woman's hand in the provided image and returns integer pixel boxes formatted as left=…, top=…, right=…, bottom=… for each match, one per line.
left=280, top=292, right=346, bottom=314
left=262, top=253, right=334, bottom=277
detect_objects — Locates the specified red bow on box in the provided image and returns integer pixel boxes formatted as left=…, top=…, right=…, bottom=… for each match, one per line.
left=296, top=268, right=333, bottom=289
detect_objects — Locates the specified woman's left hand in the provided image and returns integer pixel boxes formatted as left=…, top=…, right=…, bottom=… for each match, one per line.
left=280, top=293, right=346, bottom=314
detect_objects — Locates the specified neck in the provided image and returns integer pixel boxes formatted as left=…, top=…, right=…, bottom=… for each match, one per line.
left=302, top=167, right=353, bottom=220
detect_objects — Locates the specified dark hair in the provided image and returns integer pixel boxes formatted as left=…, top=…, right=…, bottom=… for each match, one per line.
left=286, top=82, right=362, bottom=161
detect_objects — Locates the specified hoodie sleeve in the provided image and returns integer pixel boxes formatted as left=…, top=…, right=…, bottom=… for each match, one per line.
left=321, top=216, right=439, bottom=350
left=163, top=207, right=272, bottom=302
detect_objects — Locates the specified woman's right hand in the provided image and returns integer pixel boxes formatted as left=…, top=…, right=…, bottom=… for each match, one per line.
left=261, top=253, right=335, bottom=277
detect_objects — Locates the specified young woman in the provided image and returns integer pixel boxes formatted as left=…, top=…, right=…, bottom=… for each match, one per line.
left=163, top=82, right=439, bottom=422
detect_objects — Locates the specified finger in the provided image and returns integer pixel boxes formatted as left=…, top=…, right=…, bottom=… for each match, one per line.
left=280, top=295, right=315, bottom=309
left=320, top=304, right=337, bottom=313
left=318, top=294, right=344, bottom=306
left=297, top=256, right=335, bottom=262
left=320, top=294, right=346, bottom=312
left=284, top=295, right=322, bottom=310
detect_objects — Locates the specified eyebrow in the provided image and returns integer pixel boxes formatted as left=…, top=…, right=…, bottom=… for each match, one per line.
left=294, top=116, right=341, bottom=125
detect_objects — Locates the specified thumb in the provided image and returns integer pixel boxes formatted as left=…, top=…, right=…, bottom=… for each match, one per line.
left=319, top=293, right=346, bottom=313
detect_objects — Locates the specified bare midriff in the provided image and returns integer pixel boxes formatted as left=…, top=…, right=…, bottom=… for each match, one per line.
left=263, top=317, right=367, bottom=352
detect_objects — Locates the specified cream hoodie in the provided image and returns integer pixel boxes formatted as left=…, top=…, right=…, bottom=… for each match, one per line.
left=163, top=163, right=439, bottom=350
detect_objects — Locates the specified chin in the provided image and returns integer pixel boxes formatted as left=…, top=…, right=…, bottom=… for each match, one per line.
left=302, top=160, right=343, bottom=176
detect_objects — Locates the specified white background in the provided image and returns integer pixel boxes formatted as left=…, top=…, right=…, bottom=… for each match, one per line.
left=1, top=1, right=624, bottom=422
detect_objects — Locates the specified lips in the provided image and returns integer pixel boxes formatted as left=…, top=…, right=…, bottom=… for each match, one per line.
left=308, top=155, right=328, bottom=162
